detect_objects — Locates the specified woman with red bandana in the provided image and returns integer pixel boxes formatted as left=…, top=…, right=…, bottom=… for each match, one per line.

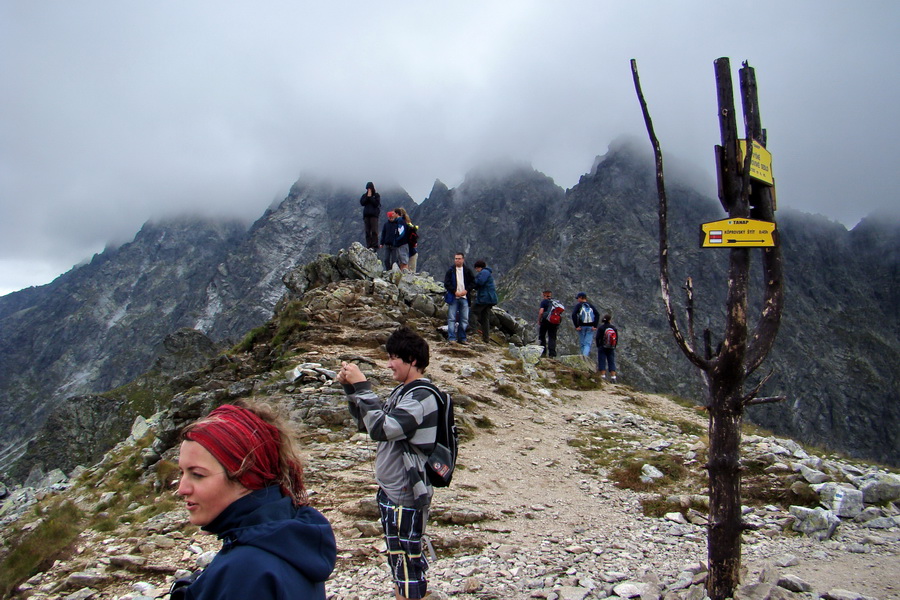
left=173, top=402, right=336, bottom=600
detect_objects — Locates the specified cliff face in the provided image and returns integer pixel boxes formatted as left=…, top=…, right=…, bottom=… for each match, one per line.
left=0, top=218, right=245, bottom=469
left=1, top=143, right=898, bottom=475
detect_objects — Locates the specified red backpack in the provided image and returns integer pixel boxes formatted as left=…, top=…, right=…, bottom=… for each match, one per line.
left=546, top=300, right=565, bottom=324
left=602, top=327, right=618, bottom=349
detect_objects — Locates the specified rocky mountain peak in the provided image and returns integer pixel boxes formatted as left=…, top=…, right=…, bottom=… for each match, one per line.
left=1, top=248, right=897, bottom=600
left=1, top=144, right=897, bottom=486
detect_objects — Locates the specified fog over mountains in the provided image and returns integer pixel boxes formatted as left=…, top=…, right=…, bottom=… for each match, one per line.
left=1, top=139, right=897, bottom=479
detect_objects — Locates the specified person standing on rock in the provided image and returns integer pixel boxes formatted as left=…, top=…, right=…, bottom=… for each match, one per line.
left=444, top=252, right=475, bottom=344
left=597, top=313, right=618, bottom=382
left=361, top=181, right=381, bottom=250
left=173, top=402, right=336, bottom=600
left=472, top=259, right=498, bottom=343
left=538, top=289, right=561, bottom=358
left=380, top=211, right=408, bottom=271
left=394, top=206, right=417, bottom=272
left=572, top=292, right=599, bottom=357
left=338, top=326, right=440, bottom=600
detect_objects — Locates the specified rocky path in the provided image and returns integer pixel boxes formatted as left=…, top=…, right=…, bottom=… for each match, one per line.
left=6, top=340, right=899, bottom=600
left=318, top=343, right=900, bottom=600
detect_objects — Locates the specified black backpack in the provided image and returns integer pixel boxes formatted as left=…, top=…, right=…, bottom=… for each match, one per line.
left=399, top=380, right=458, bottom=487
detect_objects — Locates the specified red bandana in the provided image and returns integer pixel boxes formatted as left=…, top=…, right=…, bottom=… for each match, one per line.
left=184, top=405, right=281, bottom=491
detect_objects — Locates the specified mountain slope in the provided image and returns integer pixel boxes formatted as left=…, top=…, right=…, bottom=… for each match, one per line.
left=1, top=142, right=898, bottom=476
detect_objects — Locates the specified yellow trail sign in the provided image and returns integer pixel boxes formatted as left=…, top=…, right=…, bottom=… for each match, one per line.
left=701, top=218, right=777, bottom=248
left=738, top=139, right=774, bottom=186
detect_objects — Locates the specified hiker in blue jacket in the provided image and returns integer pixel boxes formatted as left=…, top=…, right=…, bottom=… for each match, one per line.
left=572, top=292, right=599, bottom=356
left=472, top=260, right=498, bottom=343
left=173, top=402, right=336, bottom=600
left=380, top=211, right=408, bottom=271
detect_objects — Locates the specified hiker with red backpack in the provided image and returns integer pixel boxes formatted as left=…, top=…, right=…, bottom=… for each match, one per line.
left=338, top=326, right=456, bottom=600
left=597, top=313, right=618, bottom=382
left=538, top=290, right=564, bottom=358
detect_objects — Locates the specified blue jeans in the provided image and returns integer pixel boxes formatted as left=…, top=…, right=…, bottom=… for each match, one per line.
left=577, top=327, right=596, bottom=356
left=447, top=298, right=469, bottom=341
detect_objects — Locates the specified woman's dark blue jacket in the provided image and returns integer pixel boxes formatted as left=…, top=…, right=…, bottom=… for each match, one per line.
left=183, top=486, right=336, bottom=600
left=474, top=267, right=499, bottom=305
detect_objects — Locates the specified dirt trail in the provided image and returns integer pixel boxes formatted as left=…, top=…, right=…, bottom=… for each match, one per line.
left=349, top=340, right=900, bottom=599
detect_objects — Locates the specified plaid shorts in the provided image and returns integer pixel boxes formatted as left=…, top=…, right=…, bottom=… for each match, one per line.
left=377, top=488, right=429, bottom=599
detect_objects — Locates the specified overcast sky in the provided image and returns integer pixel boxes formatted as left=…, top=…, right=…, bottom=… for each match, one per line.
left=2, top=1, right=898, bottom=296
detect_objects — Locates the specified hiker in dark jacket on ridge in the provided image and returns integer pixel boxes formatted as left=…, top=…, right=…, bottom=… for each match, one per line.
left=379, top=211, right=408, bottom=271
left=572, top=292, right=599, bottom=356
left=472, top=260, right=498, bottom=343
left=360, top=181, right=381, bottom=250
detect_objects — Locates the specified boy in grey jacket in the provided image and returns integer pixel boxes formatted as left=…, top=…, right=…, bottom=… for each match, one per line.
left=338, top=326, right=437, bottom=600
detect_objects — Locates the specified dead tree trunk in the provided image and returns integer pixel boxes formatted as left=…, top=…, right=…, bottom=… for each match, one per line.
left=630, top=58, right=784, bottom=600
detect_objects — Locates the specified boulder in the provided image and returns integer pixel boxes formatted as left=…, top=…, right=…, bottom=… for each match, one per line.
left=788, top=506, right=840, bottom=540
left=859, top=473, right=900, bottom=504
left=812, top=483, right=865, bottom=518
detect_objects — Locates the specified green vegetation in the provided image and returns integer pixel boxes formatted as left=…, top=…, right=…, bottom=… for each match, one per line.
left=0, top=501, right=84, bottom=598
left=640, top=494, right=708, bottom=519
left=272, top=301, right=310, bottom=348
left=103, top=375, right=173, bottom=418
left=156, top=459, right=181, bottom=489
left=472, top=414, right=495, bottom=429
left=610, top=453, right=689, bottom=492
left=537, top=361, right=605, bottom=391
left=494, top=382, right=526, bottom=401
left=236, top=325, right=271, bottom=353
left=567, top=426, right=639, bottom=468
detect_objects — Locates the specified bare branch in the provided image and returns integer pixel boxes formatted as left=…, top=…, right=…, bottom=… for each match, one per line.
left=741, top=369, right=773, bottom=403
left=631, top=58, right=709, bottom=372
left=745, top=396, right=786, bottom=406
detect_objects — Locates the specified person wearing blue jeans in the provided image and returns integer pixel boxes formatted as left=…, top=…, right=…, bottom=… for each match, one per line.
left=443, top=252, right=475, bottom=344
left=571, top=292, right=599, bottom=356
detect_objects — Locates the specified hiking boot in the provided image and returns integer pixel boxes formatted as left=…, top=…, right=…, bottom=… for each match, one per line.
left=611, top=376, right=617, bottom=383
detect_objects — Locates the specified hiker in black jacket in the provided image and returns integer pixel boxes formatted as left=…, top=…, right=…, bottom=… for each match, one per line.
left=572, top=292, right=599, bottom=356
left=443, top=252, right=475, bottom=344
left=360, top=181, right=381, bottom=250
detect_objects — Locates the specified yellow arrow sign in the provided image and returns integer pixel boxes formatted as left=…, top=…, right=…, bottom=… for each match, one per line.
left=701, top=218, right=777, bottom=248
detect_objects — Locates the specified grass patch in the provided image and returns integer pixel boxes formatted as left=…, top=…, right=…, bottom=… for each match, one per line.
left=494, top=383, right=522, bottom=400
left=610, top=454, right=689, bottom=492
left=156, top=459, right=181, bottom=490
left=621, top=393, right=649, bottom=408
left=272, top=301, right=310, bottom=348
left=473, top=414, right=495, bottom=429
left=235, top=325, right=271, bottom=353
left=567, top=426, right=640, bottom=469
left=640, top=494, right=709, bottom=518
left=0, top=501, right=84, bottom=597
left=672, top=418, right=706, bottom=438
left=536, top=361, right=604, bottom=390
left=661, top=393, right=703, bottom=411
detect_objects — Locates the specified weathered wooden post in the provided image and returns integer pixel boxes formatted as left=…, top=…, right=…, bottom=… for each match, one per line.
left=630, top=57, right=785, bottom=600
